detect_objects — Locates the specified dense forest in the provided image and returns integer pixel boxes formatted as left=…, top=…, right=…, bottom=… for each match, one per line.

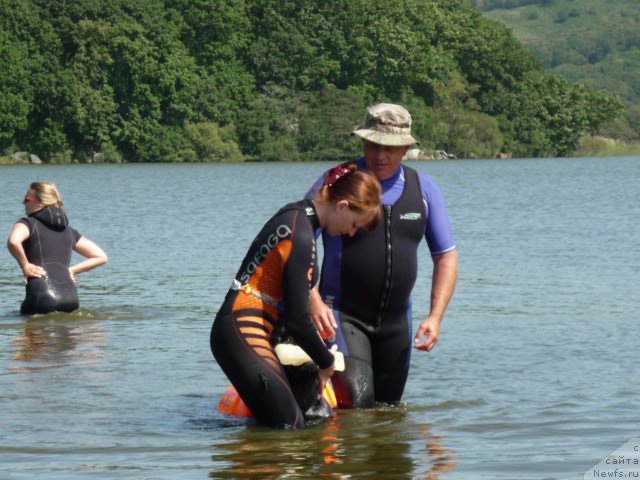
left=0, top=0, right=624, bottom=163
left=471, top=0, right=640, bottom=153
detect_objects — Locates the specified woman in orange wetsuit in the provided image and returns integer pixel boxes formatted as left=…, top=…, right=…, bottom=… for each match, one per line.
left=210, top=164, right=381, bottom=429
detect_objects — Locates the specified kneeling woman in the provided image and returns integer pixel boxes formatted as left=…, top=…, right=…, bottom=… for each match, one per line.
left=211, top=164, right=381, bottom=429
left=7, top=182, right=108, bottom=315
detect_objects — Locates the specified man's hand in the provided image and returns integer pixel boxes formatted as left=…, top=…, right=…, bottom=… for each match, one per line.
left=414, top=315, right=441, bottom=351
left=310, top=287, right=337, bottom=340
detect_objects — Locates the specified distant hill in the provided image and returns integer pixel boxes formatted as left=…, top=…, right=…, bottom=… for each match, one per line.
left=470, top=0, right=640, bottom=105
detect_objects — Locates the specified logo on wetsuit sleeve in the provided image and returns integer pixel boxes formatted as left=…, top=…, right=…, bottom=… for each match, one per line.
left=400, top=212, right=422, bottom=220
left=239, top=224, right=293, bottom=283
left=308, top=240, right=317, bottom=285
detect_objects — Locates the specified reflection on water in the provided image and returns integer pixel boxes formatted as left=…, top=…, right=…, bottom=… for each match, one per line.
left=209, top=407, right=457, bottom=479
left=419, top=425, right=458, bottom=480
left=10, top=310, right=107, bottom=369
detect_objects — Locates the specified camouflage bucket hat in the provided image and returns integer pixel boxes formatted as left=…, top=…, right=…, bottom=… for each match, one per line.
left=352, top=103, right=419, bottom=146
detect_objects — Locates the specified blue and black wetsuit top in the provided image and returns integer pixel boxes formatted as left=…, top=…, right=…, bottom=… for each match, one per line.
left=19, top=207, right=81, bottom=315
left=308, top=158, right=456, bottom=327
left=335, top=165, right=426, bottom=325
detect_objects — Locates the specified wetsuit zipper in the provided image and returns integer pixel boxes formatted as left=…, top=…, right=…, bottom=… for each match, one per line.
left=376, top=204, right=393, bottom=325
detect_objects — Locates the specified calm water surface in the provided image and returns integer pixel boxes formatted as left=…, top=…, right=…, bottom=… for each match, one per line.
left=1, top=157, right=638, bottom=479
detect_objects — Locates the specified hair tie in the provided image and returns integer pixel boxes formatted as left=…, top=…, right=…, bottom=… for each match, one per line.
left=325, top=164, right=357, bottom=187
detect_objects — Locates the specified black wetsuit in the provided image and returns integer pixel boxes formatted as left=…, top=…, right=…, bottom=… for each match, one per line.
left=314, top=165, right=431, bottom=407
left=19, top=207, right=81, bottom=315
left=210, top=200, right=334, bottom=429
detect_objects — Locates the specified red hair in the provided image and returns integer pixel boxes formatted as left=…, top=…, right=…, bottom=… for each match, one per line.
left=315, top=163, right=382, bottom=231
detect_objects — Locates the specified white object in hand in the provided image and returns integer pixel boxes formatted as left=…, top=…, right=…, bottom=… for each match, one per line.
left=274, top=343, right=345, bottom=371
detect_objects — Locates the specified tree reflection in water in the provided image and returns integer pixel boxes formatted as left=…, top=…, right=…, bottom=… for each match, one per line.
left=210, top=406, right=457, bottom=479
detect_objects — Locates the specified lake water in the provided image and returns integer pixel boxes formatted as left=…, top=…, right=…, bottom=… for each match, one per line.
left=1, top=157, right=638, bottom=479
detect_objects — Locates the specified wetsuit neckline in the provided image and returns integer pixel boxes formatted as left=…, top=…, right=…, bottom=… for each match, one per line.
left=379, top=166, right=403, bottom=192
left=356, top=157, right=403, bottom=193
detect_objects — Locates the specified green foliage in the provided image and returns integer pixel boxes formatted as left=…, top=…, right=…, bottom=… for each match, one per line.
left=49, top=150, right=74, bottom=164
left=184, top=122, right=244, bottom=163
left=235, top=84, right=308, bottom=162
left=597, top=104, right=640, bottom=142
left=433, top=107, right=503, bottom=159
left=0, top=34, right=31, bottom=150
left=94, top=142, right=123, bottom=163
left=574, top=135, right=640, bottom=157
left=470, top=0, right=640, bottom=106
left=0, top=0, right=628, bottom=161
left=470, top=0, right=639, bottom=150
left=297, top=86, right=365, bottom=162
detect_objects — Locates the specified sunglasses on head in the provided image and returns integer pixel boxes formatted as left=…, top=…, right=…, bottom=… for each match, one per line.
left=23, top=196, right=38, bottom=204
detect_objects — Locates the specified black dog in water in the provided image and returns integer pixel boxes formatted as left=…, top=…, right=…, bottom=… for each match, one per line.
left=272, top=325, right=334, bottom=421
left=281, top=361, right=333, bottom=421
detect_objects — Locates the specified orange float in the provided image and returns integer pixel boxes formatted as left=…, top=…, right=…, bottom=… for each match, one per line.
left=218, top=381, right=338, bottom=418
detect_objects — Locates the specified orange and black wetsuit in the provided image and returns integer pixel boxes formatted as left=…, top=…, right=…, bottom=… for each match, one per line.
left=210, top=200, right=334, bottom=429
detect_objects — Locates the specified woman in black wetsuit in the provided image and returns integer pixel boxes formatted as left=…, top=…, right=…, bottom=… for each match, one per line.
left=210, top=164, right=381, bottom=429
left=7, top=182, right=108, bottom=315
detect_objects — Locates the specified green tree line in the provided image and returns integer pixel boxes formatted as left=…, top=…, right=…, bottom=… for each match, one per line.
left=470, top=0, right=640, bottom=151
left=0, top=0, right=623, bottom=162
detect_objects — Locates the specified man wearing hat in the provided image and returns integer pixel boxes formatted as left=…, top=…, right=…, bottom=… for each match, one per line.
left=306, top=103, right=458, bottom=408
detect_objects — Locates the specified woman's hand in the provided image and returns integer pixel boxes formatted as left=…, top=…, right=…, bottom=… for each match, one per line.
left=317, top=345, right=340, bottom=392
left=22, top=263, right=46, bottom=280
left=317, top=362, right=336, bottom=393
